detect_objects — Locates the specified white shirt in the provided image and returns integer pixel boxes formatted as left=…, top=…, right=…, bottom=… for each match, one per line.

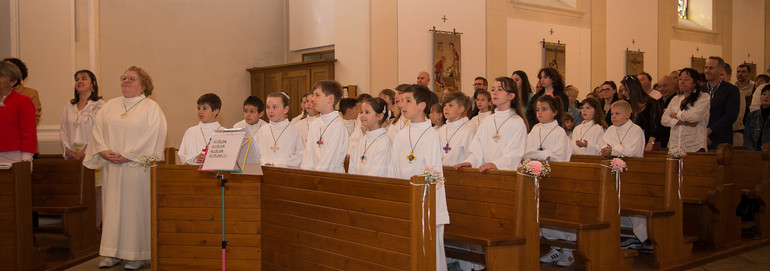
left=343, top=118, right=357, bottom=136
left=178, top=121, right=222, bottom=165
left=233, top=119, right=267, bottom=144
left=390, top=120, right=449, bottom=226
left=59, top=99, right=105, bottom=158
left=525, top=120, right=572, bottom=162
left=571, top=120, right=606, bottom=155
left=256, top=119, right=304, bottom=168
left=290, top=112, right=304, bottom=124
left=300, top=111, right=349, bottom=173
left=662, top=93, right=710, bottom=152
left=293, top=114, right=319, bottom=142
left=348, top=128, right=391, bottom=176
left=750, top=83, right=768, bottom=112
left=464, top=109, right=528, bottom=170
left=437, top=117, right=475, bottom=166
left=387, top=117, right=410, bottom=141
left=602, top=120, right=645, bottom=158
left=469, top=111, right=492, bottom=131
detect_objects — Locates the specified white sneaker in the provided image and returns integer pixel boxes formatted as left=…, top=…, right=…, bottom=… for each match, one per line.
left=556, top=248, right=575, bottom=267
left=98, top=257, right=122, bottom=268
left=539, top=247, right=561, bottom=263
left=123, top=260, right=147, bottom=270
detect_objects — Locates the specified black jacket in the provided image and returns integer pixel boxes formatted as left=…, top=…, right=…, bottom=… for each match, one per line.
left=704, top=80, right=740, bottom=148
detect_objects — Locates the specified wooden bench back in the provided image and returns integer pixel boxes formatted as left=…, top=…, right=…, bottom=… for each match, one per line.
left=645, top=143, right=732, bottom=202
left=539, top=161, right=616, bottom=223
left=151, top=165, right=261, bottom=270
left=570, top=155, right=678, bottom=213
left=730, top=144, right=770, bottom=191
left=0, top=162, right=45, bottom=271
left=261, top=167, right=436, bottom=271
left=30, top=155, right=95, bottom=208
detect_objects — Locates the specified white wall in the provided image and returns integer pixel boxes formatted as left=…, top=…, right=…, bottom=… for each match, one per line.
left=732, top=0, right=765, bottom=78
left=606, top=0, right=658, bottom=83
left=99, top=0, right=286, bottom=149
left=289, top=0, right=334, bottom=51
left=506, top=18, right=591, bottom=97
left=397, top=0, right=486, bottom=94
left=669, top=39, right=721, bottom=72
left=334, top=0, right=369, bottom=92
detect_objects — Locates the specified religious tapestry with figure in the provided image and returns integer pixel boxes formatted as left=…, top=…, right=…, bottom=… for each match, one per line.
left=626, top=50, right=644, bottom=75
left=543, top=41, right=566, bottom=80
left=433, top=31, right=461, bottom=91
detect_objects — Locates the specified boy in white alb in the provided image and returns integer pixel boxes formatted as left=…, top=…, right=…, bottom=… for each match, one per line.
left=600, top=100, right=649, bottom=251
left=438, top=91, right=475, bottom=166
left=178, top=93, right=223, bottom=165
left=456, top=77, right=528, bottom=172
left=390, top=85, right=449, bottom=271
left=300, top=80, right=349, bottom=173
left=339, top=98, right=358, bottom=136
left=233, top=96, right=267, bottom=145
left=257, top=92, right=304, bottom=168
left=525, top=95, right=572, bottom=162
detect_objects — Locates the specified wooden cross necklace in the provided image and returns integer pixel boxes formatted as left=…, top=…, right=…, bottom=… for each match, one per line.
left=492, top=112, right=514, bottom=142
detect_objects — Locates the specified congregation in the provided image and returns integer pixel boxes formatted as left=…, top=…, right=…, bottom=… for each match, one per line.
left=1, top=53, right=770, bottom=270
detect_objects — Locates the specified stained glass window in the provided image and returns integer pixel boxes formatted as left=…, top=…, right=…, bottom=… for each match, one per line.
left=678, top=0, right=688, bottom=19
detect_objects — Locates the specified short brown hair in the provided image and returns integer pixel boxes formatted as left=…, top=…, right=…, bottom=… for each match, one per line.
left=125, top=66, right=154, bottom=96
left=311, top=80, right=343, bottom=105
left=443, top=91, right=471, bottom=115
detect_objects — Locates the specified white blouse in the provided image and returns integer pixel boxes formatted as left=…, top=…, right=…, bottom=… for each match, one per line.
left=570, top=120, right=606, bottom=155
left=59, top=99, right=105, bottom=158
left=348, top=128, right=392, bottom=176
left=468, top=111, right=492, bottom=131
left=464, top=109, right=528, bottom=170
left=661, top=93, right=710, bottom=152
left=525, top=120, right=572, bottom=162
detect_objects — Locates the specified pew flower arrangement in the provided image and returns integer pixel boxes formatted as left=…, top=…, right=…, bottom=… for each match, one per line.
left=668, top=147, right=687, bottom=159
left=422, top=166, right=445, bottom=188
left=610, top=157, right=627, bottom=174
left=520, top=159, right=551, bottom=177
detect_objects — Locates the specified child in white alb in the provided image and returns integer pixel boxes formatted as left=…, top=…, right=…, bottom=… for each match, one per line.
left=571, top=98, right=607, bottom=155
left=347, top=97, right=392, bottom=176
left=438, top=92, right=475, bottom=166
left=468, top=89, right=493, bottom=132
left=256, top=92, right=304, bottom=168
left=300, top=80, right=350, bottom=173
left=293, top=92, right=319, bottom=142
left=525, top=95, right=572, bottom=162
left=178, top=93, right=223, bottom=165
left=390, top=85, right=449, bottom=271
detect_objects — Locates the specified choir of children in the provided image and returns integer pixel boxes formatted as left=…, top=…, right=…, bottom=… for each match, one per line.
left=173, top=77, right=663, bottom=270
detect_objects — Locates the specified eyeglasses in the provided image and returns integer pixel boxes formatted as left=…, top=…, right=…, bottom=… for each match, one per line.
left=120, top=76, right=137, bottom=82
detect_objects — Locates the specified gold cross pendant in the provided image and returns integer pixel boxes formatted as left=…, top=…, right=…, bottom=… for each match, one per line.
left=271, top=145, right=279, bottom=152
left=492, top=132, right=501, bottom=142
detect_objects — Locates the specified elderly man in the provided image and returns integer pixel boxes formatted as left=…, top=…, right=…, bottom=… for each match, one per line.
left=704, top=56, right=741, bottom=149
left=416, top=71, right=431, bottom=87
left=657, top=75, right=677, bottom=148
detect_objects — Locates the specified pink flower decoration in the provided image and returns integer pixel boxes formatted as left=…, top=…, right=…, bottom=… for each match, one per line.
left=527, top=161, right=543, bottom=175
left=611, top=158, right=626, bottom=170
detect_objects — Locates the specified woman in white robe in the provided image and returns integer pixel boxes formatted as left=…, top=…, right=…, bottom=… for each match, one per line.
left=83, top=66, right=167, bottom=270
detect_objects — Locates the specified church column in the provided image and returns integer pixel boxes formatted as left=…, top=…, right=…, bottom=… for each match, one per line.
left=370, top=0, right=398, bottom=92
left=486, top=0, right=507, bottom=78
left=658, top=0, right=674, bottom=77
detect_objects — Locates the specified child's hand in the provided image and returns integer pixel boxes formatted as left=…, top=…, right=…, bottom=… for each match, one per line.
left=575, top=139, right=588, bottom=148
left=196, top=153, right=205, bottom=164
left=453, top=162, right=471, bottom=169
left=479, top=163, right=497, bottom=172
left=600, top=145, right=612, bottom=157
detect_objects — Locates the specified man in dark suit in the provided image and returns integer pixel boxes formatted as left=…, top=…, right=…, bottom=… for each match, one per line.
left=657, top=75, right=677, bottom=148
left=704, top=56, right=740, bottom=149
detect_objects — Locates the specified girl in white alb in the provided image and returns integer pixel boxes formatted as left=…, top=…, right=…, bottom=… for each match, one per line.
left=293, top=93, right=320, bottom=142
left=468, top=89, right=493, bottom=131
left=662, top=69, right=710, bottom=152
left=571, top=98, right=607, bottom=155
left=525, top=95, right=571, bottom=162
left=347, top=97, right=392, bottom=176
left=257, top=92, right=304, bottom=168
left=456, top=77, right=527, bottom=172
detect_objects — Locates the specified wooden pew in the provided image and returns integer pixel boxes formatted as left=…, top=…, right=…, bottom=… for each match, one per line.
left=538, top=161, right=636, bottom=270
left=30, top=155, right=99, bottom=260
left=261, top=166, right=436, bottom=270
left=570, top=155, right=694, bottom=268
left=729, top=142, right=770, bottom=239
left=0, top=162, right=46, bottom=271
left=645, top=144, right=741, bottom=249
left=442, top=167, right=539, bottom=271
left=151, top=165, right=261, bottom=270
left=163, top=147, right=177, bottom=165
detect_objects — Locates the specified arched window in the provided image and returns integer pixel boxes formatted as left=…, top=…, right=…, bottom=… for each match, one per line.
left=677, top=0, right=711, bottom=31
left=678, top=0, right=688, bottom=19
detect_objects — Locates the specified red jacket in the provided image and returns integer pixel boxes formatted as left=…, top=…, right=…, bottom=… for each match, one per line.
left=0, top=90, right=37, bottom=153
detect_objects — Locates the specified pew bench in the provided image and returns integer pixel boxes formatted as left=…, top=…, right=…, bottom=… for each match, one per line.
left=729, top=142, right=770, bottom=239
left=30, top=155, right=99, bottom=260
left=570, top=155, right=695, bottom=268
left=0, top=162, right=47, bottom=271
left=645, top=144, right=741, bottom=249
left=442, top=167, right=539, bottom=271
left=538, top=161, right=636, bottom=270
